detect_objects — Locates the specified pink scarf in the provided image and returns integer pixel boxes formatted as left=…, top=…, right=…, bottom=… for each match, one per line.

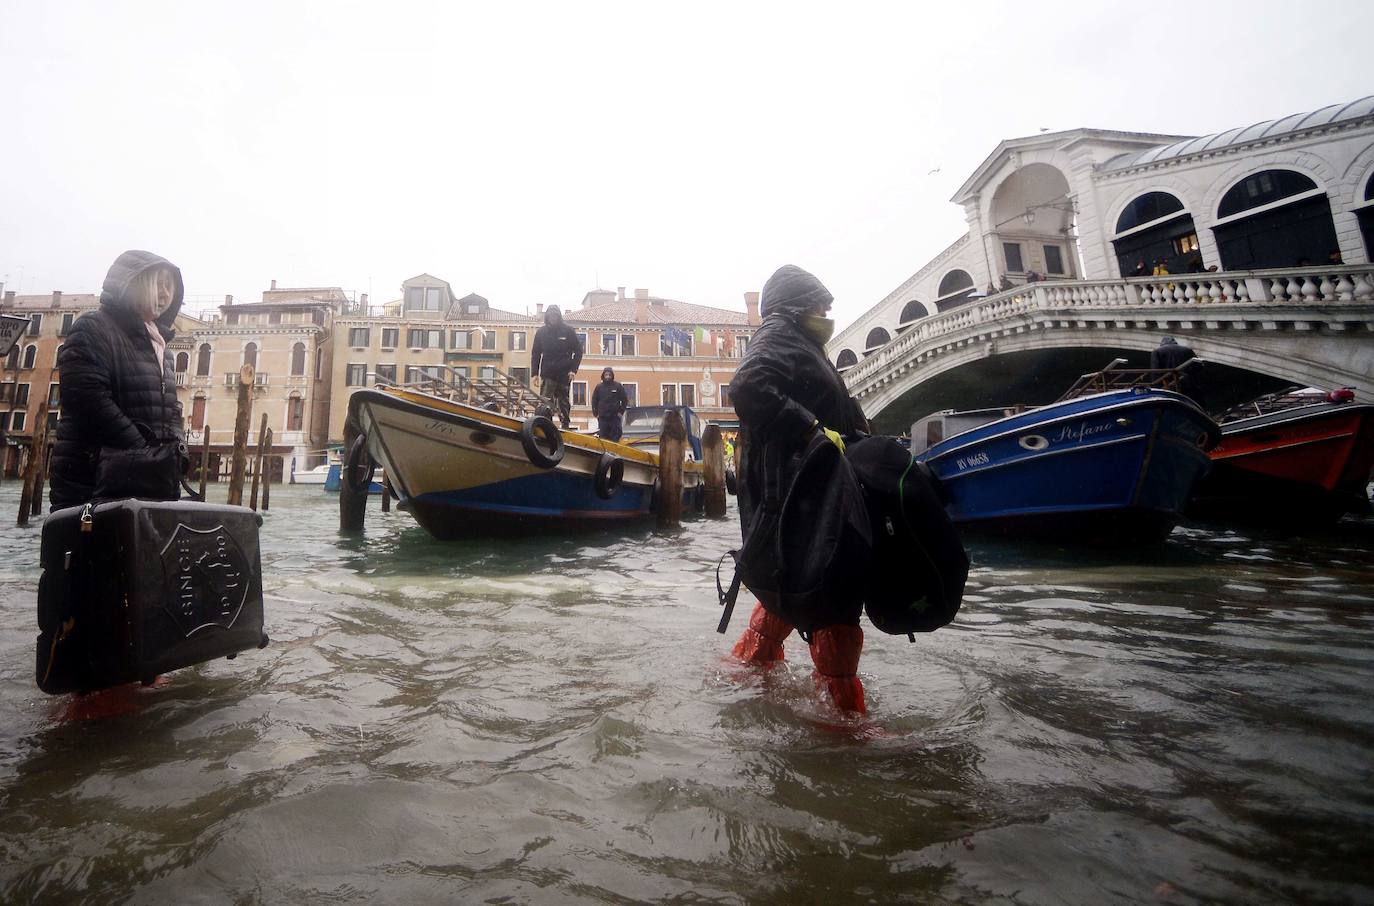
left=145, top=320, right=167, bottom=368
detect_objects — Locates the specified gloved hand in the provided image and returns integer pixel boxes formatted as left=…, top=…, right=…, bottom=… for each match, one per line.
left=821, top=427, right=845, bottom=452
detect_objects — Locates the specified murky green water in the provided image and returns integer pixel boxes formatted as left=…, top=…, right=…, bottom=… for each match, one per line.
left=1, top=483, right=1372, bottom=904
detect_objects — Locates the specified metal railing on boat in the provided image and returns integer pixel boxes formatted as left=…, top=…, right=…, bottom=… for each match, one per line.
left=368, top=364, right=547, bottom=417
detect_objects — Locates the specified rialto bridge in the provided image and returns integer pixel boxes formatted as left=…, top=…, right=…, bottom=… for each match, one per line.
left=843, top=266, right=1374, bottom=435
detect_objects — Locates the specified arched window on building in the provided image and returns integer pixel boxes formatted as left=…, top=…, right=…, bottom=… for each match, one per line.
left=53, top=344, right=64, bottom=367
left=22, top=345, right=37, bottom=370
left=935, top=270, right=975, bottom=312
left=835, top=349, right=858, bottom=370
left=190, top=393, right=207, bottom=430
left=898, top=300, right=927, bottom=331
left=1111, top=191, right=1199, bottom=276
left=1358, top=171, right=1374, bottom=260
left=287, top=393, right=305, bottom=431
left=195, top=343, right=212, bottom=376
left=243, top=342, right=258, bottom=370
left=1213, top=169, right=1337, bottom=270
left=290, top=342, right=306, bottom=376
left=175, top=351, right=189, bottom=373
left=863, top=327, right=891, bottom=356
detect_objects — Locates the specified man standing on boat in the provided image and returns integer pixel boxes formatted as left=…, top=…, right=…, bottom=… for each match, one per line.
left=728, top=264, right=872, bottom=713
left=591, top=366, right=629, bottom=442
left=531, top=305, right=583, bottom=430
left=1151, top=336, right=1205, bottom=409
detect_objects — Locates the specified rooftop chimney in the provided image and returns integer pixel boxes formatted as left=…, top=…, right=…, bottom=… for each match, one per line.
left=634, top=296, right=649, bottom=325
left=536, top=303, right=545, bottom=315
left=360, top=293, right=369, bottom=306
left=270, top=279, right=277, bottom=290
left=745, top=291, right=760, bottom=326
left=617, top=286, right=626, bottom=301
left=634, top=288, right=649, bottom=301
left=52, top=290, right=63, bottom=308
left=2, top=290, right=14, bottom=307
left=224, top=294, right=233, bottom=304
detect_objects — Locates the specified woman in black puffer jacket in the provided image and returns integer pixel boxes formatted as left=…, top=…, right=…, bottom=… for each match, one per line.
left=49, top=250, right=185, bottom=510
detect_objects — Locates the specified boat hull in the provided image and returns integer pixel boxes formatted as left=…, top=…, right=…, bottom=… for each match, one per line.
left=348, top=389, right=704, bottom=539
left=1189, top=403, right=1374, bottom=524
left=917, top=390, right=1218, bottom=544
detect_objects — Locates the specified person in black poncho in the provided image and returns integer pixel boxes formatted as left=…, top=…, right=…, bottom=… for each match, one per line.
left=728, top=265, right=871, bottom=713
left=591, top=366, right=628, bottom=442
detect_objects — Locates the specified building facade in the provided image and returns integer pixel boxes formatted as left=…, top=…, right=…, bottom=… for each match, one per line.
left=324, top=273, right=542, bottom=444
left=831, top=95, right=1374, bottom=369
left=179, top=282, right=343, bottom=479
left=561, top=287, right=761, bottom=430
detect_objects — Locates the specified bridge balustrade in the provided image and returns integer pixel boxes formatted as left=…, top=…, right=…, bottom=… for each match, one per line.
left=843, top=265, right=1374, bottom=394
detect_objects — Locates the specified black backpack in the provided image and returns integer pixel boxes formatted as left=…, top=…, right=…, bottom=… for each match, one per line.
left=717, top=434, right=872, bottom=639
left=845, top=436, right=968, bottom=638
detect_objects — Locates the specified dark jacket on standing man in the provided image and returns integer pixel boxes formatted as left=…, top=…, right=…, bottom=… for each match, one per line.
left=49, top=250, right=185, bottom=509
left=731, top=265, right=868, bottom=545
left=591, top=368, right=629, bottom=418
left=530, top=306, right=583, bottom=380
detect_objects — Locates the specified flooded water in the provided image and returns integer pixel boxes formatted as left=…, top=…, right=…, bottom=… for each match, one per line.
left=1, top=483, right=1372, bottom=905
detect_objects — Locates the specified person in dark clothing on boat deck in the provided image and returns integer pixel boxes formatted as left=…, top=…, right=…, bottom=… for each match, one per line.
left=591, top=367, right=628, bottom=442
left=1151, top=336, right=1205, bottom=410
left=530, top=305, right=583, bottom=429
left=728, top=264, right=872, bottom=713
left=50, top=250, right=186, bottom=510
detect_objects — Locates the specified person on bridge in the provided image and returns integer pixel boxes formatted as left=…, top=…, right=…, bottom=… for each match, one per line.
left=530, top=305, right=583, bottom=430
left=591, top=366, right=628, bottom=442
left=728, top=264, right=872, bottom=713
left=1151, top=336, right=1205, bottom=409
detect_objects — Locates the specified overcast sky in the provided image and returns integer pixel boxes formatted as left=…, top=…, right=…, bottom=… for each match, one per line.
left=2, top=1, right=1370, bottom=329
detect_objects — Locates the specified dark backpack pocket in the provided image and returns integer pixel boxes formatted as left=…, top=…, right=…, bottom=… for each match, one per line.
left=847, top=436, right=969, bottom=637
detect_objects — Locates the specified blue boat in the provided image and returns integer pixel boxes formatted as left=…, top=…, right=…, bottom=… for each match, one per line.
left=911, top=385, right=1220, bottom=543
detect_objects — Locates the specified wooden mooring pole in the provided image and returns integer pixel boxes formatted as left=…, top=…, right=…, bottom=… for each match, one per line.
left=339, top=418, right=368, bottom=532
left=249, top=412, right=268, bottom=511
left=381, top=472, right=392, bottom=513
left=260, top=436, right=273, bottom=512
left=655, top=409, right=686, bottom=529
left=16, top=405, right=49, bottom=525
left=227, top=365, right=254, bottom=507
left=701, top=424, right=727, bottom=518
left=31, top=437, right=51, bottom=517
left=198, top=423, right=211, bottom=500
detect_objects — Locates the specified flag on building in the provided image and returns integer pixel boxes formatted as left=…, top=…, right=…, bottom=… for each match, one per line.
left=694, top=326, right=716, bottom=352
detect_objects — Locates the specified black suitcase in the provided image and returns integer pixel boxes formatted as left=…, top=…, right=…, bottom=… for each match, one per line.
left=37, top=499, right=269, bottom=695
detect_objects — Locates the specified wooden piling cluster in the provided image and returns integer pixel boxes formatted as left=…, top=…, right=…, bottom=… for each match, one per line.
left=339, top=418, right=368, bottom=532
left=701, top=424, right=727, bottom=519
left=656, top=409, right=686, bottom=529
left=227, top=364, right=254, bottom=507
left=16, top=405, right=51, bottom=525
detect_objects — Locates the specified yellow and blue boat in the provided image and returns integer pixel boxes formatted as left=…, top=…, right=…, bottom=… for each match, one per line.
left=345, top=383, right=705, bottom=539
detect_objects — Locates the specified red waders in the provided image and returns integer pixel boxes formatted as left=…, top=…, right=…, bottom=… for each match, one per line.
left=731, top=602, right=866, bottom=714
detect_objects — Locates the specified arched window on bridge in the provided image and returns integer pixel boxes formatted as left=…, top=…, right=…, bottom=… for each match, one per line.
left=935, top=270, right=974, bottom=312
left=1112, top=191, right=1199, bottom=276
left=897, top=299, right=927, bottom=331
left=1213, top=169, right=1338, bottom=270
left=835, top=349, right=858, bottom=370
left=864, top=327, right=891, bottom=355
left=1357, top=171, right=1374, bottom=261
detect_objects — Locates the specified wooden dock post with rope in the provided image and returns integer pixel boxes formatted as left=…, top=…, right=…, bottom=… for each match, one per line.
left=656, top=409, right=686, bottom=529
left=701, top=424, right=727, bottom=518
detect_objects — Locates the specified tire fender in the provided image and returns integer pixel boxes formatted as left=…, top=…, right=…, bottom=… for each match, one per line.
left=520, top=415, right=564, bottom=469
left=593, top=452, right=624, bottom=499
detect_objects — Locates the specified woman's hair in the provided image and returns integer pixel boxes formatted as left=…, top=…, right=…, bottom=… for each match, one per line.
left=129, top=266, right=174, bottom=321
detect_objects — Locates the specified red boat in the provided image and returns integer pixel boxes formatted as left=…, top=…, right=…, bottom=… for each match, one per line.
left=1189, top=389, right=1374, bottom=525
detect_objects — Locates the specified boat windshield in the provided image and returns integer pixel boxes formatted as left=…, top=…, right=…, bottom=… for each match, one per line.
left=624, top=408, right=671, bottom=436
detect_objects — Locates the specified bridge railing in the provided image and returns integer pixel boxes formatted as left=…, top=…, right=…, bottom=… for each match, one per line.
left=841, top=264, right=1374, bottom=389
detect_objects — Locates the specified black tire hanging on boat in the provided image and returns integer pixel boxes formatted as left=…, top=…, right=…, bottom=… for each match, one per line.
left=344, top=433, right=377, bottom=493
left=725, top=469, right=738, bottom=496
left=520, top=415, right=564, bottom=469
left=593, top=452, right=624, bottom=499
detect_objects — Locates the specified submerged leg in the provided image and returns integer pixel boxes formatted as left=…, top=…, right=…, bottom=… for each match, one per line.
left=731, top=601, right=793, bottom=663
left=809, top=624, right=866, bottom=714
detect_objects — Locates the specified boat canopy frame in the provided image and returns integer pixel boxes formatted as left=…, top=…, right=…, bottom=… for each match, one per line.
left=371, top=364, right=547, bottom=418
left=1056, top=357, right=1199, bottom=402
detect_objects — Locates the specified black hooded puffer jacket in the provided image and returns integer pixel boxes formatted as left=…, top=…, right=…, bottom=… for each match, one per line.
left=49, top=250, right=186, bottom=509
left=731, top=265, right=867, bottom=538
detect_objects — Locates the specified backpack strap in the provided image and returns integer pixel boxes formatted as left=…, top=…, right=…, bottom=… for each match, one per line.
left=715, top=550, right=744, bottom=634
